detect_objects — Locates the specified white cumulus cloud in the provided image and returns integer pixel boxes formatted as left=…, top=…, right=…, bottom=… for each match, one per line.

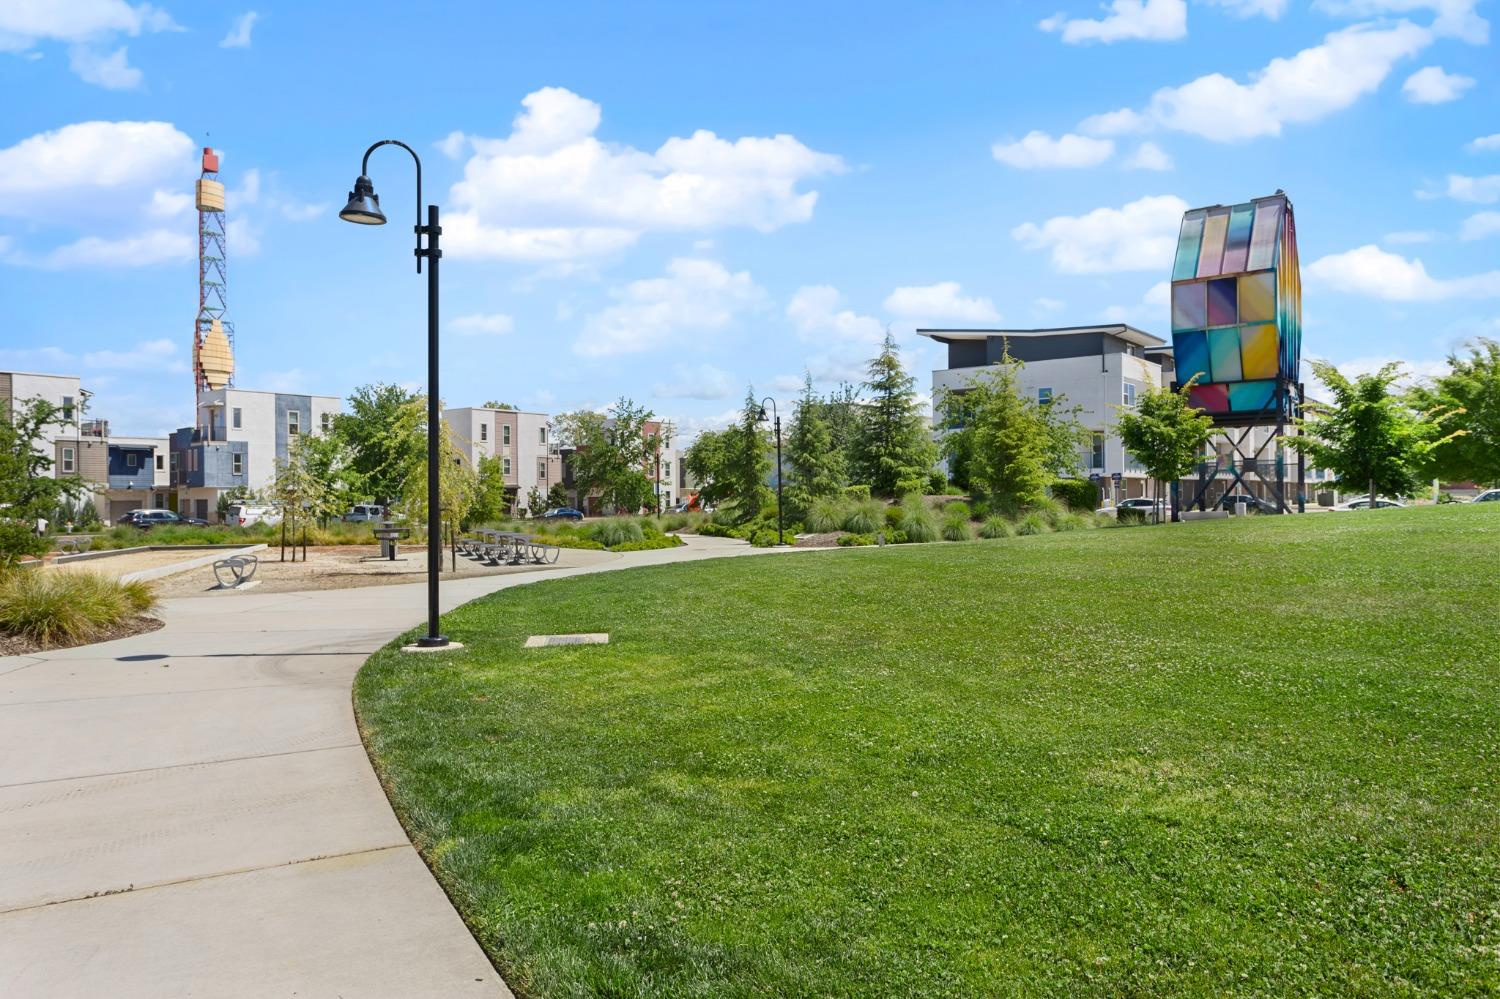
left=1460, top=212, right=1500, bottom=240
left=1420, top=174, right=1500, bottom=203
left=1402, top=65, right=1476, bottom=102
left=653, top=363, right=738, bottom=400
left=1012, top=194, right=1188, bottom=274
left=1123, top=141, right=1174, bottom=170
left=220, top=11, right=258, bottom=48
left=1038, top=0, right=1187, bottom=44
left=1469, top=134, right=1500, bottom=152
left=1312, top=0, right=1488, bottom=44
left=0, top=1, right=180, bottom=87
left=883, top=282, right=1000, bottom=322
left=444, top=87, right=844, bottom=262
left=450, top=313, right=515, bottom=336
left=576, top=258, right=766, bottom=357
left=991, top=131, right=1114, bottom=169
left=1200, top=0, right=1289, bottom=18
left=1305, top=244, right=1500, bottom=300
left=28, top=228, right=193, bottom=269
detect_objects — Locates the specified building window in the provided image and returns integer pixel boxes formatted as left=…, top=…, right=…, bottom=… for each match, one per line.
left=62, top=447, right=75, bottom=473
left=232, top=407, right=242, bottom=429
left=1038, top=388, right=1052, bottom=404
left=155, top=455, right=164, bottom=471
left=170, top=452, right=179, bottom=483
left=321, top=412, right=333, bottom=433
left=126, top=452, right=139, bottom=469
left=503, top=424, right=511, bottom=446
left=232, top=453, right=243, bottom=476
left=1091, top=433, right=1106, bottom=469
left=502, top=457, right=511, bottom=476
left=539, top=426, right=547, bottom=444
left=480, top=423, right=488, bottom=442
left=62, top=396, right=75, bottom=421
left=663, top=460, right=671, bottom=480
left=1123, top=383, right=1137, bottom=406
left=537, top=459, right=547, bottom=480
left=288, top=410, right=301, bottom=436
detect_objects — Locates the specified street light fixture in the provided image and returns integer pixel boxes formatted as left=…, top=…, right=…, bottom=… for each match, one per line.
left=755, top=397, right=785, bottom=547
left=339, top=139, right=449, bottom=649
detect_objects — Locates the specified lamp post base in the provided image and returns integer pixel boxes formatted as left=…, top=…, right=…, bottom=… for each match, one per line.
left=402, top=636, right=461, bottom=654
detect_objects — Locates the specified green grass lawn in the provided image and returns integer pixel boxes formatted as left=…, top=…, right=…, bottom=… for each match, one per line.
left=355, top=506, right=1500, bottom=998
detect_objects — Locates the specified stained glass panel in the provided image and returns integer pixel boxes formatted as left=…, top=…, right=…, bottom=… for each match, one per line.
left=1228, top=380, right=1277, bottom=412
left=1197, top=207, right=1230, bottom=278
left=1238, top=271, right=1275, bottom=323
left=1207, top=278, right=1237, bottom=327
left=1175, top=330, right=1210, bottom=384
left=1207, top=327, right=1242, bottom=383
left=1172, top=280, right=1207, bottom=330
left=1222, top=204, right=1254, bottom=273
left=1173, top=211, right=1205, bottom=281
left=1239, top=323, right=1279, bottom=380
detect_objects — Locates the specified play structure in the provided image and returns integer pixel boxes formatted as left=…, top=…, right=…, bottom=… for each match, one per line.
left=1170, top=190, right=1305, bottom=513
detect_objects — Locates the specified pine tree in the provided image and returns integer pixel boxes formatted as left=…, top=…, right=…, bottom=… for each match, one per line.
left=784, top=374, right=845, bottom=519
left=726, top=387, right=772, bottom=521
left=853, top=332, right=937, bottom=496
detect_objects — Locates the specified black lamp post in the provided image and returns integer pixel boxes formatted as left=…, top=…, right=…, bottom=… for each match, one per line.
left=339, top=139, right=448, bottom=648
left=755, top=397, right=784, bottom=547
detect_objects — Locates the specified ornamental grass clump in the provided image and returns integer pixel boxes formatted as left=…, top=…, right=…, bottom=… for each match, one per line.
left=806, top=496, right=849, bottom=533
left=897, top=496, right=940, bottom=543
left=0, top=570, right=159, bottom=648
left=978, top=515, right=1014, bottom=539
left=940, top=514, right=973, bottom=542
left=1016, top=512, right=1051, bottom=536
left=589, top=518, right=646, bottom=547
left=842, top=499, right=885, bottom=535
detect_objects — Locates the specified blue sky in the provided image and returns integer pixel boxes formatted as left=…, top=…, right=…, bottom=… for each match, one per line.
left=1, top=0, right=1496, bottom=438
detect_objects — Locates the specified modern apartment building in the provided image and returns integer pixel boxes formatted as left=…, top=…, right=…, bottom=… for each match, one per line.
left=920, top=324, right=1164, bottom=502
left=557, top=417, right=681, bottom=515
left=918, top=324, right=1329, bottom=508
left=171, top=387, right=342, bottom=522
left=444, top=406, right=564, bottom=516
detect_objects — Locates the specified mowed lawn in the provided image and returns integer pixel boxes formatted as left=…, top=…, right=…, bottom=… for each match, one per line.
left=355, top=506, right=1500, bottom=998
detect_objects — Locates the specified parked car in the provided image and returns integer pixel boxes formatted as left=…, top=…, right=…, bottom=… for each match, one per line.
left=1335, top=496, right=1407, bottom=510
left=1471, top=488, right=1500, bottom=503
left=1217, top=493, right=1279, bottom=514
left=541, top=507, right=585, bottom=520
left=666, top=501, right=694, bottom=514
left=225, top=504, right=281, bottom=527
left=342, top=504, right=387, bottom=523
left=1097, top=497, right=1171, bottom=519
left=116, top=509, right=146, bottom=527
left=132, top=508, right=209, bottom=529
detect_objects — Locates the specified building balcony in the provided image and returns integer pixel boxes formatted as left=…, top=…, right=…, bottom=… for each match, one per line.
left=107, top=469, right=154, bottom=491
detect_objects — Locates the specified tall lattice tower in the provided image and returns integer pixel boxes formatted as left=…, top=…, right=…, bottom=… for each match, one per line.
left=193, top=147, right=235, bottom=397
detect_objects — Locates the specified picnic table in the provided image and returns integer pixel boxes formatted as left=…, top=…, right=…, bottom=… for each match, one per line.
left=458, top=530, right=560, bottom=566
left=372, top=523, right=411, bottom=562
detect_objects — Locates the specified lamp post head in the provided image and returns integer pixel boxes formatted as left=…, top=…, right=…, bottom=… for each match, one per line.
left=339, top=175, right=386, bottom=225
left=756, top=405, right=769, bottom=423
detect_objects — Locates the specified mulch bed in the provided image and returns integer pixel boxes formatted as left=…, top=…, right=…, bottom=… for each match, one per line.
left=0, top=615, right=165, bottom=658
left=793, top=532, right=845, bottom=548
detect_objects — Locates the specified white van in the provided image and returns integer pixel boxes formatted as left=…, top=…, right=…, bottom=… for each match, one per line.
left=343, top=504, right=387, bottom=523
left=226, top=504, right=280, bottom=527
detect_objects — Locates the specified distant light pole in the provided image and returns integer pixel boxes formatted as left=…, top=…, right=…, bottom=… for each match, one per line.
left=339, top=139, right=448, bottom=648
left=756, top=396, right=785, bottom=547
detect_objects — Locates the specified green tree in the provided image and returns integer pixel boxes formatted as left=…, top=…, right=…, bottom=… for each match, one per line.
left=1117, top=380, right=1216, bottom=522
left=1286, top=361, right=1463, bottom=503
left=546, top=482, right=570, bottom=509
left=1409, top=338, right=1500, bottom=486
left=215, top=485, right=256, bottom=523
left=331, top=383, right=423, bottom=505
left=526, top=485, right=546, bottom=518
left=853, top=332, right=937, bottom=496
left=270, top=435, right=334, bottom=547
left=482, top=400, right=516, bottom=410
left=554, top=398, right=657, bottom=514
left=820, top=381, right=864, bottom=483
left=784, top=374, right=844, bottom=520
left=398, top=407, right=478, bottom=533
left=684, top=429, right=733, bottom=508
left=938, top=355, right=1088, bottom=510
left=298, top=430, right=364, bottom=524
left=725, top=388, right=772, bottom=521
left=0, top=399, right=86, bottom=563
left=468, top=455, right=511, bottom=524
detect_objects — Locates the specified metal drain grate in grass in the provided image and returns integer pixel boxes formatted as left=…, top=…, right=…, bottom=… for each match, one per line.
left=523, top=633, right=610, bottom=648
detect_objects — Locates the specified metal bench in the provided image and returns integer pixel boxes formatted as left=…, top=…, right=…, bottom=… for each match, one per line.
left=56, top=537, right=91, bottom=555
left=212, top=554, right=259, bottom=588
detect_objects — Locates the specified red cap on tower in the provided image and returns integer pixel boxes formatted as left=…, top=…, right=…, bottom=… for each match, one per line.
left=202, top=147, right=219, bottom=173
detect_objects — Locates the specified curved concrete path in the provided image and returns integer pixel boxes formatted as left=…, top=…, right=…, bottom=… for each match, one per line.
left=0, top=535, right=780, bottom=998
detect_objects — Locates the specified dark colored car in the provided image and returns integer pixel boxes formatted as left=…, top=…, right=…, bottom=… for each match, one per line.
left=134, top=509, right=208, bottom=529
left=1217, top=493, right=1278, bottom=514
left=540, top=507, right=584, bottom=520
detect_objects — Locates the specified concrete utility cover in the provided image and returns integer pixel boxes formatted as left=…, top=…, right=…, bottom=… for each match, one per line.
left=524, top=633, right=609, bottom=648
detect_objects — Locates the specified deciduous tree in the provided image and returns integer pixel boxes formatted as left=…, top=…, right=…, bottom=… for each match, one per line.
left=1117, top=380, right=1215, bottom=522
left=1409, top=338, right=1499, bottom=486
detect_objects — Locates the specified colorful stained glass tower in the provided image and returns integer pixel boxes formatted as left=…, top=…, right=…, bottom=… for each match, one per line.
left=1170, top=191, right=1300, bottom=422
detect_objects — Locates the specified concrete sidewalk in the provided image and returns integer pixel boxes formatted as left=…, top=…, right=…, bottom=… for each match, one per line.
left=0, top=535, right=777, bottom=998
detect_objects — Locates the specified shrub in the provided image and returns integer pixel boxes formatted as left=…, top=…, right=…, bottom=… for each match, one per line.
left=940, top=515, right=972, bottom=542
left=978, top=515, right=1014, bottom=539
left=1116, top=508, right=1146, bottom=526
left=1052, top=511, right=1091, bottom=532
left=697, top=522, right=737, bottom=539
left=884, top=506, right=903, bottom=529
left=610, top=535, right=685, bottom=552
left=533, top=532, right=607, bottom=551
left=941, top=500, right=971, bottom=519
left=0, top=521, right=46, bottom=566
left=928, top=471, right=949, bottom=494
left=1051, top=478, right=1102, bottom=512
left=842, top=499, right=885, bottom=535
left=589, top=518, right=645, bottom=547
left=837, top=533, right=875, bottom=546
left=748, top=528, right=790, bottom=548
left=0, top=570, right=159, bottom=648
left=1016, top=512, right=1051, bottom=536
left=896, top=496, right=940, bottom=543
left=844, top=484, right=872, bottom=502
left=1033, top=496, right=1064, bottom=527
left=805, top=496, right=848, bottom=533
